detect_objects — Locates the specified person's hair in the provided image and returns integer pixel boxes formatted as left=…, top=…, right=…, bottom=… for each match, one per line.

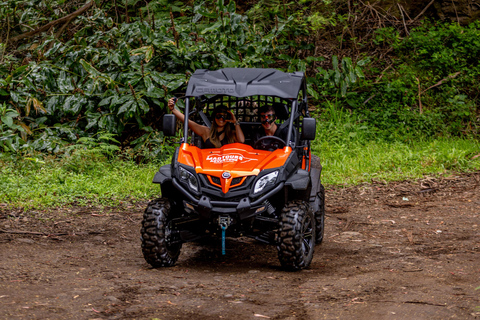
left=259, top=105, right=275, bottom=115
left=209, top=105, right=236, bottom=147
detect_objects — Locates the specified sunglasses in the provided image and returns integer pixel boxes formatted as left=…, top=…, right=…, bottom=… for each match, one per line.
left=260, top=114, right=276, bottom=120
left=260, top=113, right=276, bottom=124
left=215, top=113, right=230, bottom=120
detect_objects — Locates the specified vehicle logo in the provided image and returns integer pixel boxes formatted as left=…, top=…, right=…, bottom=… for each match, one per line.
left=196, top=88, right=235, bottom=94
left=222, top=172, right=231, bottom=179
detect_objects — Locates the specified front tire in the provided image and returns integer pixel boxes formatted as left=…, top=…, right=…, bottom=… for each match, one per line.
left=277, top=201, right=316, bottom=271
left=141, top=198, right=182, bottom=267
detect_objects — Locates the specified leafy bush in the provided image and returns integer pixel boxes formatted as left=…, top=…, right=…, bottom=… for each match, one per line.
left=1, top=2, right=479, bottom=159
left=314, top=21, right=480, bottom=141
left=0, top=1, right=299, bottom=157
left=0, top=102, right=25, bottom=152
left=389, top=21, right=480, bottom=136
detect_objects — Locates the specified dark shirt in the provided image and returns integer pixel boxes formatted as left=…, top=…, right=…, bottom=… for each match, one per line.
left=254, top=123, right=289, bottom=142
left=204, top=136, right=229, bottom=148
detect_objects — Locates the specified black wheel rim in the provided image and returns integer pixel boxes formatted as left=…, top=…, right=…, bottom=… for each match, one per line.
left=301, top=215, right=314, bottom=257
left=164, top=221, right=178, bottom=252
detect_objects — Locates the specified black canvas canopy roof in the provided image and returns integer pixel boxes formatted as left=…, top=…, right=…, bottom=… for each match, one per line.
left=185, top=68, right=305, bottom=99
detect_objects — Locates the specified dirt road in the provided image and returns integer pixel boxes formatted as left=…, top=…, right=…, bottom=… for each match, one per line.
left=1, top=172, right=479, bottom=320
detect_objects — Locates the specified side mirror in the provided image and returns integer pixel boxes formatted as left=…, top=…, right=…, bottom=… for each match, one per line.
left=301, top=117, right=316, bottom=140
left=163, top=114, right=176, bottom=136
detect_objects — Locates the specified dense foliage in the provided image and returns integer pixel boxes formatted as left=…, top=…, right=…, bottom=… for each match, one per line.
left=1, top=0, right=479, bottom=159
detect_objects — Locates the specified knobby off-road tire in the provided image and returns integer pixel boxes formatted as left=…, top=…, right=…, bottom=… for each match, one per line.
left=310, top=154, right=325, bottom=244
left=141, top=198, right=182, bottom=267
left=311, top=154, right=322, bottom=171
left=315, top=184, right=326, bottom=244
left=277, top=200, right=316, bottom=271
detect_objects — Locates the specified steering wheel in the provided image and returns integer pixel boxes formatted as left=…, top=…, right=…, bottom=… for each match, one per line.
left=253, top=136, right=286, bottom=151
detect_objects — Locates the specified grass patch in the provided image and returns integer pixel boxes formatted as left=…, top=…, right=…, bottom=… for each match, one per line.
left=313, top=137, right=480, bottom=185
left=312, top=107, right=480, bottom=185
left=0, top=153, right=163, bottom=209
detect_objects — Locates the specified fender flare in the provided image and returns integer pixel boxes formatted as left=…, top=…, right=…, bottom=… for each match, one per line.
left=285, top=169, right=310, bottom=190
left=153, top=165, right=172, bottom=184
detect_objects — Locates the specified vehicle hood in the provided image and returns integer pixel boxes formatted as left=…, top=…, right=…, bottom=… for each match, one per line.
left=177, top=143, right=291, bottom=178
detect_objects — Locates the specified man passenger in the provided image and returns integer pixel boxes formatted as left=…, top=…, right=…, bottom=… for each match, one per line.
left=255, top=105, right=289, bottom=142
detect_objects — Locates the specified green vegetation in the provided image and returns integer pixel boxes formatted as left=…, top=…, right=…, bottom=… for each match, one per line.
left=315, top=127, right=480, bottom=186
left=2, top=121, right=479, bottom=208
left=0, top=153, right=160, bottom=208
left=1, top=1, right=294, bottom=154
left=1, top=1, right=479, bottom=155
left=1, top=1, right=479, bottom=208
left=313, top=107, right=480, bottom=184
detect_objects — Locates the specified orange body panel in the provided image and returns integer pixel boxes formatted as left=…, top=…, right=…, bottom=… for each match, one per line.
left=178, top=143, right=291, bottom=194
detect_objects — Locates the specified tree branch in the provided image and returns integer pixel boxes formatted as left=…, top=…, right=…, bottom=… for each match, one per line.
left=421, top=72, right=461, bottom=93
left=55, top=18, right=74, bottom=39
left=413, top=0, right=436, bottom=21
left=397, top=4, right=409, bottom=35
left=9, top=1, right=94, bottom=42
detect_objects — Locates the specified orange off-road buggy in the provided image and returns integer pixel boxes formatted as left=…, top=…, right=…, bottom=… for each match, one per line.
left=141, top=68, right=325, bottom=271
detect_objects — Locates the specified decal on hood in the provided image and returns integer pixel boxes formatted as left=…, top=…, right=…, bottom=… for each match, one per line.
left=206, top=153, right=255, bottom=164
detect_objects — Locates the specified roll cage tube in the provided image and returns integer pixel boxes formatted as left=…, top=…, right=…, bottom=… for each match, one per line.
left=302, top=80, right=308, bottom=115
left=285, top=76, right=307, bottom=147
left=285, top=100, right=297, bottom=147
left=182, top=97, right=191, bottom=144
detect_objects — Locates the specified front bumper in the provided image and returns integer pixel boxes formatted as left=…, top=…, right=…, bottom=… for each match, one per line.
left=172, top=178, right=284, bottom=220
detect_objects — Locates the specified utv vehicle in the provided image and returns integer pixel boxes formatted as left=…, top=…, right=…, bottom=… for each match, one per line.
left=141, top=68, right=325, bottom=271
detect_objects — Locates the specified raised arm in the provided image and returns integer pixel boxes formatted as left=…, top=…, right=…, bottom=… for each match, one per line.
left=168, top=98, right=209, bottom=141
left=227, top=110, right=245, bottom=143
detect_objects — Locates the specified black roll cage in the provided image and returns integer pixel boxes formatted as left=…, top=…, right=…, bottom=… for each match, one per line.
left=178, top=68, right=310, bottom=149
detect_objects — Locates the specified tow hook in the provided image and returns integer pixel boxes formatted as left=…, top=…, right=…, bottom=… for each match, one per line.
left=218, top=216, right=233, bottom=255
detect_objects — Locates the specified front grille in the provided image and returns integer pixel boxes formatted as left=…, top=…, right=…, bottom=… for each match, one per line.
left=202, top=175, right=246, bottom=190
left=198, top=174, right=256, bottom=200
left=211, top=176, right=221, bottom=185
left=231, top=177, right=243, bottom=185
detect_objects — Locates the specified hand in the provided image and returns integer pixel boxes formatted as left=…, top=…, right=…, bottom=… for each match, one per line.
left=168, top=97, right=176, bottom=112
left=226, top=110, right=236, bottom=123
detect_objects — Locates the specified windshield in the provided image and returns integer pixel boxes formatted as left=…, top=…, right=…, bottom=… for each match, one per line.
left=177, top=95, right=300, bottom=150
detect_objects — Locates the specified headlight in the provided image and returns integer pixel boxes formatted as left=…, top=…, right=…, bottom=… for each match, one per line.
left=179, top=166, right=199, bottom=192
left=254, top=171, right=278, bottom=194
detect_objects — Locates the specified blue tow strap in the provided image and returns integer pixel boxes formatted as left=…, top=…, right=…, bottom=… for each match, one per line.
left=221, top=225, right=227, bottom=255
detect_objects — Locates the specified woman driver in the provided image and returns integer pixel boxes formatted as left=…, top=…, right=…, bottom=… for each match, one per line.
left=168, top=97, right=245, bottom=148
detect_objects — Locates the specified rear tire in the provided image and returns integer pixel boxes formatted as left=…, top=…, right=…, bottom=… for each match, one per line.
left=310, top=155, right=325, bottom=244
left=141, top=198, right=182, bottom=267
left=315, top=184, right=326, bottom=244
left=277, top=201, right=316, bottom=271
left=311, top=154, right=322, bottom=171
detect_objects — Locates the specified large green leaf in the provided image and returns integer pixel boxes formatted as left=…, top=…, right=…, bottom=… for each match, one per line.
left=1, top=115, right=13, bottom=127
left=130, top=46, right=154, bottom=62
left=57, top=71, right=75, bottom=93
left=98, top=96, right=114, bottom=107
left=145, top=88, right=164, bottom=99
left=201, top=21, right=222, bottom=34
left=117, top=98, right=135, bottom=115
left=80, top=59, right=102, bottom=79
left=137, top=98, right=150, bottom=113
left=85, top=112, right=101, bottom=130
left=12, top=66, right=28, bottom=77
left=63, top=95, right=86, bottom=114
left=9, top=91, right=20, bottom=103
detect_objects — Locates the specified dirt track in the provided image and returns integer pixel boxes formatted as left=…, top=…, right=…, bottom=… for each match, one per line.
left=1, top=172, right=480, bottom=320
